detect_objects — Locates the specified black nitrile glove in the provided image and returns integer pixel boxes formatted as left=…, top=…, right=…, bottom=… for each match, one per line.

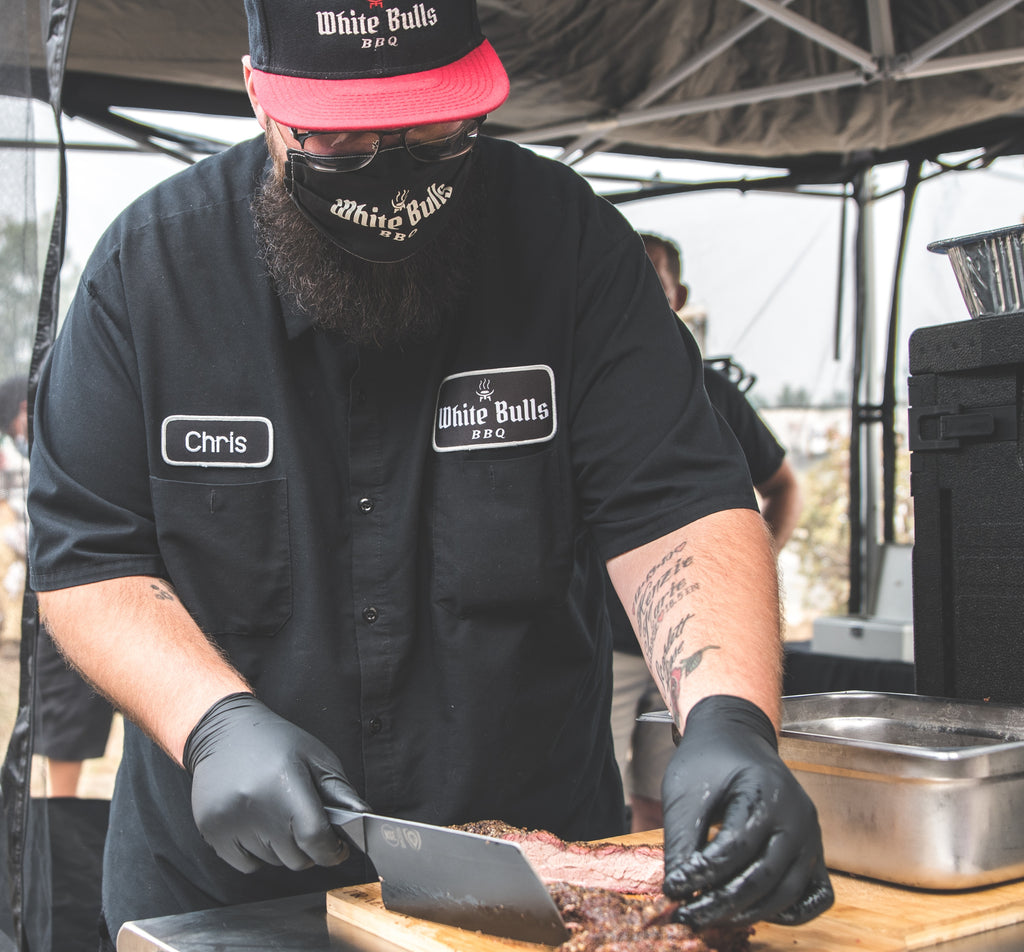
left=184, top=692, right=371, bottom=873
left=662, top=694, right=834, bottom=929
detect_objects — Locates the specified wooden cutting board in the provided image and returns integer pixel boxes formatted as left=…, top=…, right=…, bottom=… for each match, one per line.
left=326, top=831, right=1024, bottom=952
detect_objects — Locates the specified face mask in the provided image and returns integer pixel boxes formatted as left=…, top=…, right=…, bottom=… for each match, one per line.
left=283, top=146, right=474, bottom=263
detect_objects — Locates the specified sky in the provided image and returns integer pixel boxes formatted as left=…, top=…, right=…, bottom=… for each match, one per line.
left=28, top=104, right=1024, bottom=407
left=609, top=152, right=1024, bottom=405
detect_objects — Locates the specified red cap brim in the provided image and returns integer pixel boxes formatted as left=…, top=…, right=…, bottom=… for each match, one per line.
left=252, top=39, right=509, bottom=131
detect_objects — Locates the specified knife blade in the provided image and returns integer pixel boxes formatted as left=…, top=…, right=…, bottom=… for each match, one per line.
left=636, top=710, right=673, bottom=723
left=325, top=806, right=569, bottom=944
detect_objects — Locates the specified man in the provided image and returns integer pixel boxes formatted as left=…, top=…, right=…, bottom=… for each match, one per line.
left=26, top=1, right=832, bottom=946
left=612, top=234, right=803, bottom=832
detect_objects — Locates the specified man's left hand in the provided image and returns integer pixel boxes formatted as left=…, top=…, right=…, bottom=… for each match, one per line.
left=661, top=694, right=834, bottom=928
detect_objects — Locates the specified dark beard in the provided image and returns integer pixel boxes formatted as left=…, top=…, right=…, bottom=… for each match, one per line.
left=252, top=159, right=482, bottom=348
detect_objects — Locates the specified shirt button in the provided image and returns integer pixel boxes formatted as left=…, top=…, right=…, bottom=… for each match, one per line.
left=358, top=497, right=374, bottom=513
left=368, top=717, right=383, bottom=735
left=362, top=606, right=379, bottom=624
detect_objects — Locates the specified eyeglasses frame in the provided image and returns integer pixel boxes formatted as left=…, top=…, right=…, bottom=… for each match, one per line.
left=285, top=117, right=485, bottom=173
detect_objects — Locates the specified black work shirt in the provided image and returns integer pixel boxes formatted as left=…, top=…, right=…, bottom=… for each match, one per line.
left=28, top=135, right=755, bottom=929
left=611, top=365, right=786, bottom=654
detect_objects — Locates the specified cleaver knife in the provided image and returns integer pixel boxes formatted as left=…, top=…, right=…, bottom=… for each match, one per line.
left=325, top=806, right=569, bottom=944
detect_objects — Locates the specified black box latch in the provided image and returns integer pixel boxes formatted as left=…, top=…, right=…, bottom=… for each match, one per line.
left=908, top=403, right=1017, bottom=451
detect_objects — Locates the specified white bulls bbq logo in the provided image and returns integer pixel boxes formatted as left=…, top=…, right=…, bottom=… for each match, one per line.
left=315, top=5, right=439, bottom=48
left=433, top=366, right=557, bottom=452
left=329, top=183, right=454, bottom=238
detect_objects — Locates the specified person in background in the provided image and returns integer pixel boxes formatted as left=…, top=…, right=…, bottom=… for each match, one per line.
left=640, top=234, right=803, bottom=547
left=34, top=636, right=116, bottom=798
left=0, top=374, right=115, bottom=797
left=26, top=2, right=831, bottom=945
left=0, top=376, right=30, bottom=558
left=0, top=375, right=28, bottom=644
left=0, top=376, right=29, bottom=462
left=611, top=233, right=804, bottom=832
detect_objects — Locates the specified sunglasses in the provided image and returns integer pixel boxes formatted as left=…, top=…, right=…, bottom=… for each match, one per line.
left=287, top=117, right=484, bottom=172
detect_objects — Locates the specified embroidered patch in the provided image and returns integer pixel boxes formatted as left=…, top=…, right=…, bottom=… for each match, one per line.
left=161, top=416, right=274, bottom=468
left=433, top=365, right=556, bottom=452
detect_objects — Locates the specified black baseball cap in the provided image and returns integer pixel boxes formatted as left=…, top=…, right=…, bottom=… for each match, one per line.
left=244, top=0, right=510, bottom=130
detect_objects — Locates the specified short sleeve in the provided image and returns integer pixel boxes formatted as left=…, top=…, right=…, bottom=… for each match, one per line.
left=567, top=223, right=757, bottom=560
left=29, top=261, right=165, bottom=591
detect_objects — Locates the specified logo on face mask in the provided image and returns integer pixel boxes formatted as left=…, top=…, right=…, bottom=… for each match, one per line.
left=284, top=147, right=473, bottom=263
left=326, top=182, right=455, bottom=244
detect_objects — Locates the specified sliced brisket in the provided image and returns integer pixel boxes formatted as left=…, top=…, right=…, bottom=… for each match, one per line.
left=454, top=822, right=752, bottom=951
left=455, top=820, right=664, bottom=895
left=548, top=882, right=752, bottom=952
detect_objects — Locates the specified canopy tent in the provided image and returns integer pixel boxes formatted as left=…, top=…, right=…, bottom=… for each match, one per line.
left=8, top=0, right=1024, bottom=553
left=7, top=0, right=1024, bottom=175
left=4, top=2, right=1024, bottom=950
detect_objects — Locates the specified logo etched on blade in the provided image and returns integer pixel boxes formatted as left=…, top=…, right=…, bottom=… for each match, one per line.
left=380, top=823, right=423, bottom=850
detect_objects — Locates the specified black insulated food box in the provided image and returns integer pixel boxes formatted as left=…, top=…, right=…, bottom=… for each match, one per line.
left=908, top=314, right=1024, bottom=703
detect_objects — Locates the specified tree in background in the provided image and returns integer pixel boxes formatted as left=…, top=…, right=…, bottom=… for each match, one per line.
left=0, top=214, right=82, bottom=383
left=0, top=216, right=40, bottom=380
left=775, top=383, right=812, bottom=408
left=790, top=428, right=850, bottom=617
left=790, top=426, right=914, bottom=620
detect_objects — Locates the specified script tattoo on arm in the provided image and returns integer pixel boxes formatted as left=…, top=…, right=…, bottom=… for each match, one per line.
left=631, top=540, right=720, bottom=721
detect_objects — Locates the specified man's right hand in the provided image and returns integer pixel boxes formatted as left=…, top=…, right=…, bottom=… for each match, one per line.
left=184, top=692, right=371, bottom=873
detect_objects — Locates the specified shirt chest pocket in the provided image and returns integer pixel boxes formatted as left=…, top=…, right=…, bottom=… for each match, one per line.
left=150, top=476, right=292, bottom=637
left=431, top=448, right=572, bottom=616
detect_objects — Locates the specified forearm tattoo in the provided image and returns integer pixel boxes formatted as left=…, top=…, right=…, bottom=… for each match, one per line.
left=631, top=541, right=719, bottom=719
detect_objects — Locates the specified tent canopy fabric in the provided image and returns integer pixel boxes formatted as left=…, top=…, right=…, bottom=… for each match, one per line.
left=7, top=0, right=1024, bottom=179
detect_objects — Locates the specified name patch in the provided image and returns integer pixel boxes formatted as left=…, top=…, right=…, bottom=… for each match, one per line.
left=433, top=365, right=557, bottom=452
left=161, top=416, right=273, bottom=468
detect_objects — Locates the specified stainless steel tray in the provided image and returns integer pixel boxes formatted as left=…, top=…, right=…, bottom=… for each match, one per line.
left=780, top=692, right=1024, bottom=889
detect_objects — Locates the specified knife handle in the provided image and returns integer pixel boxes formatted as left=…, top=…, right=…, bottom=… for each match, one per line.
left=324, top=806, right=367, bottom=852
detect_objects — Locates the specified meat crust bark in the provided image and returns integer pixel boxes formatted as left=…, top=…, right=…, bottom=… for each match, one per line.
left=548, top=882, right=752, bottom=952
